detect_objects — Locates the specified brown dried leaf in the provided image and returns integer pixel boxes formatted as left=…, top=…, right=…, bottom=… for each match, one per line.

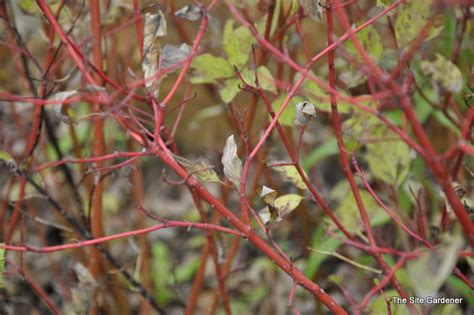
left=161, top=43, right=191, bottom=69
left=174, top=4, right=202, bottom=21
left=298, top=0, right=322, bottom=21
left=52, top=90, right=77, bottom=124
left=294, top=101, right=316, bottom=126
left=142, top=10, right=167, bottom=97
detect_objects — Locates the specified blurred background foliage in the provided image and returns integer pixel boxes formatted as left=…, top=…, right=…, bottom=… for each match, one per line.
left=0, top=0, right=473, bottom=314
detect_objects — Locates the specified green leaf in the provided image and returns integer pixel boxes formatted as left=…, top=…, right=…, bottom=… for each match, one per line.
left=241, top=66, right=277, bottom=94
left=9, top=178, right=44, bottom=202
left=103, top=191, right=121, bottom=213
left=368, top=289, right=412, bottom=315
left=0, top=150, right=14, bottom=163
left=421, top=53, right=463, bottom=93
left=304, top=229, right=342, bottom=278
left=19, top=0, right=39, bottom=15
left=190, top=54, right=234, bottom=84
left=446, top=275, right=474, bottom=307
left=414, top=93, right=434, bottom=123
left=194, top=105, right=224, bottom=123
left=410, top=63, right=436, bottom=123
left=219, top=79, right=241, bottom=103
left=433, top=110, right=461, bottom=135
left=432, top=304, right=463, bottom=315
left=223, top=20, right=254, bottom=67
left=151, top=242, right=173, bottom=304
left=302, top=138, right=339, bottom=171
left=270, top=0, right=281, bottom=35
left=193, top=159, right=220, bottom=182
left=102, top=2, right=123, bottom=25
left=272, top=165, right=307, bottom=190
left=376, top=0, right=395, bottom=6
left=271, top=94, right=305, bottom=126
left=339, top=25, right=383, bottom=88
left=341, top=99, right=381, bottom=152
left=345, top=25, right=383, bottom=63
left=395, top=0, right=444, bottom=49
left=219, top=66, right=276, bottom=103
left=365, top=140, right=411, bottom=187
left=174, top=258, right=200, bottom=283
left=284, top=0, right=300, bottom=16
left=331, top=190, right=390, bottom=234
left=242, top=285, right=267, bottom=303
left=298, top=74, right=353, bottom=113
left=0, top=246, right=4, bottom=288
left=382, top=255, right=412, bottom=288
left=406, top=234, right=464, bottom=298
left=341, top=97, right=410, bottom=173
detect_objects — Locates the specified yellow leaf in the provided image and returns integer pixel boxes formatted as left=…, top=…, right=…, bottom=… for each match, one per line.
left=421, top=54, right=463, bottom=93
left=272, top=165, right=307, bottom=190
left=274, top=194, right=303, bottom=217
left=173, top=155, right=220, bottom=183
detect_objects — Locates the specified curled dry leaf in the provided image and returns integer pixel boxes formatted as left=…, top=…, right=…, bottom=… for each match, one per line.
left=298, top=0, right=322, bottom=21
left=174, top=4, right=202, bottom=21
left=294, top=101, right=316, bottom=126
left=142, top=9, right=167, bottom=97
left=161, top=43, right=191, bottom=69
left=74, top=262, right=97, bottom=286
left=71, top=263, right=97, bottom=314
left=259, top=185, right=278, bottom=206
left=221, top=135, right=242, bottom=187
left=258, top=206, right=278, bottom=227
left=52, top=90, right=77, bottom=124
